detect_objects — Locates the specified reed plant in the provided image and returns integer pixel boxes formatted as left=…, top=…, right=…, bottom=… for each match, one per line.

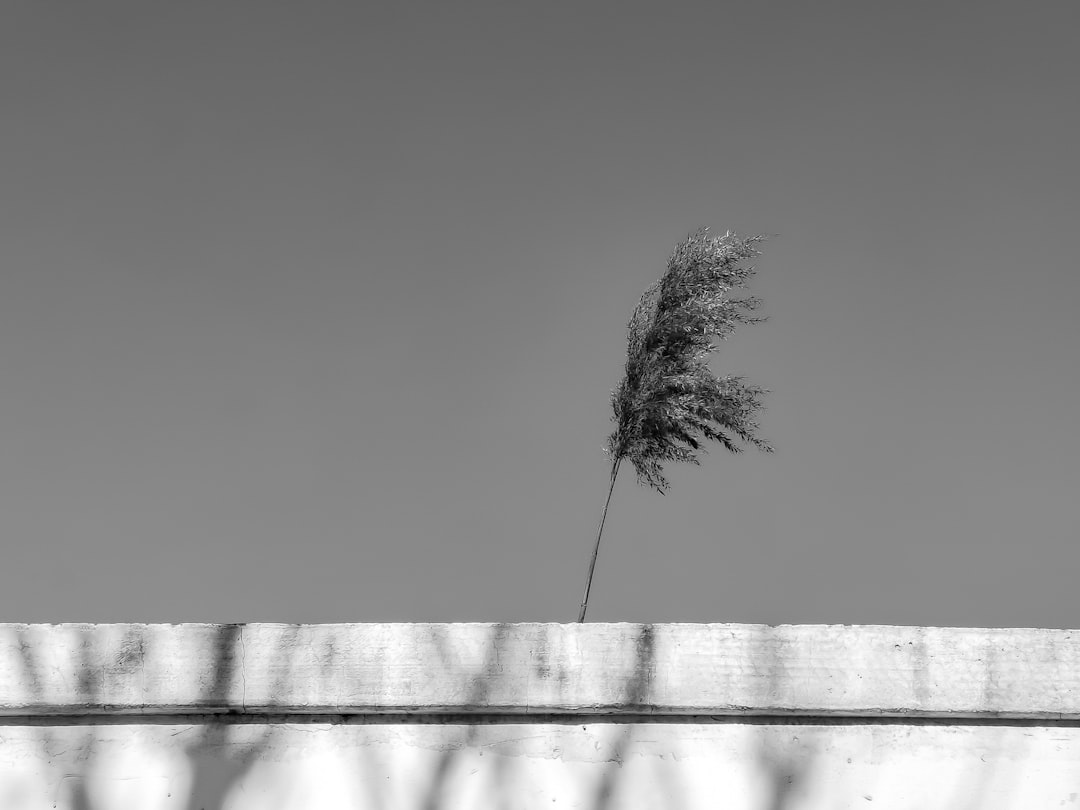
left=578, top=228, right=772, bottom=622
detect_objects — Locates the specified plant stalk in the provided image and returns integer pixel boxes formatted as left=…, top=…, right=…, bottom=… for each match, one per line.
left=578, top=457, right=622, bottom=622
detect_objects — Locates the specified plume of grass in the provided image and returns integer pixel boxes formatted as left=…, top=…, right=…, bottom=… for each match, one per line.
left=577, top=228, right=773, bottom=622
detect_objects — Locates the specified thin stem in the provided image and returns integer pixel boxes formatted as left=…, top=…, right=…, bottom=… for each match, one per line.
left=578, top=457, right=622, bottom=623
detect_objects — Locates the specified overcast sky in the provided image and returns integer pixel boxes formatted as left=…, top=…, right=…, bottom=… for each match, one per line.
left=1, top=2, right=1077, bottom=627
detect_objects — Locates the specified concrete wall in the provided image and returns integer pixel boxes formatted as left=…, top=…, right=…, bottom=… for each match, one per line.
left=2, top=623, right=1079, bottom=809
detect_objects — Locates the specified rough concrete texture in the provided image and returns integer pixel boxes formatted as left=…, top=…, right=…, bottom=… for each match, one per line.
left=2, top=623, right=1079, bottom=809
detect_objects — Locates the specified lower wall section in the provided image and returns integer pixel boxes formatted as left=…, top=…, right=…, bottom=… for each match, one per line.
left=4, top=718, right=1080, bottom=809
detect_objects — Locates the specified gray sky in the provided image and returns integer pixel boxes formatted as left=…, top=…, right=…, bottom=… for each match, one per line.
left=2, top=2, right=1077, bottom=627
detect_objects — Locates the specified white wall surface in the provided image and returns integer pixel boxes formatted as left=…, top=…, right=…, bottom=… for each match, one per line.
left=2, top=623, right=1079, bottom=809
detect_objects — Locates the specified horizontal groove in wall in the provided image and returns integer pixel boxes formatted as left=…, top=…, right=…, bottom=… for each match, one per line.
left=4, top=713, right=1080, bottom=728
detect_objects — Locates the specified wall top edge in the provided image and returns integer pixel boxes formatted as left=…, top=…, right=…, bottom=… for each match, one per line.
left=2, top=622, right=1078, bottom=632
left=3, top=623, right=1079, bottom=719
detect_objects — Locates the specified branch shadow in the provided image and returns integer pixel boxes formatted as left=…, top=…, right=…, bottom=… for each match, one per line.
left=182, top=624, right=300, bottom=810
left=591, top=624, right=656, bottom=809
left=417, top=622, right=513, bottom=810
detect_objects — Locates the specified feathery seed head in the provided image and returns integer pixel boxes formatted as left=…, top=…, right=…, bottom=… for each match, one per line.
left=607, top=228, right=771, bottom=492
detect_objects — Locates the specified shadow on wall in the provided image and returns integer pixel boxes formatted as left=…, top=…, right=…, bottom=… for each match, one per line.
left=0, top=624, right=1068, bottom=810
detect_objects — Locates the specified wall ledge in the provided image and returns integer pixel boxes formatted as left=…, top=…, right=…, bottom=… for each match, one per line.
left=2, top=623, right=1078, bottom=720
